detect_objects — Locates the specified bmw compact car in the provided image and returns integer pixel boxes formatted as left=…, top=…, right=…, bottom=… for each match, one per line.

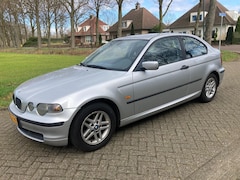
left=9, top=33, right=225, bottom=151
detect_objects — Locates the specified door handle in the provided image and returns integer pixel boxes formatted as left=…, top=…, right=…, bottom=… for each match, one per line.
left=181, top=65, right=189, bottom=70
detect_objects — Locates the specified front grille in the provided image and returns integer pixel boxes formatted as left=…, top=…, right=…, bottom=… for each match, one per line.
left=13, top=95, right=26, bottom=112
left=16, top=97, right=22, bottom=110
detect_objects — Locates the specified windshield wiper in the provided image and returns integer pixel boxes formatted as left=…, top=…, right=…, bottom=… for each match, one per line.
left=85, top=64, right=109, bottom=70
left=79, top=62, right=85, bottom=66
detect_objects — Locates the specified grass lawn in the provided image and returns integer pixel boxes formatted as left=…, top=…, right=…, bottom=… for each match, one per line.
left=0, top=53, right=85, bottom=108
left=221, top=50, right=240, bottom=62
left=0, top=49, right=239, bottom=108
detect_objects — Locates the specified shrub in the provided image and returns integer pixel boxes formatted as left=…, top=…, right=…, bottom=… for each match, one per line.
left=233, top=32, right=240, bottom=44
left=226, top=27, right=234, bottom=44
left=23, top=37, right=38, bottom=47
left=235, top=17, right=240, bottom=33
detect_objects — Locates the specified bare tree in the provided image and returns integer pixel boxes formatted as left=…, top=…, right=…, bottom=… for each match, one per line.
left=24, top=0, right=37, bottom=38
left=18, top=0, right=29, bottom=44
left=34, top=0, right=42, bottom=48
left=61, top=0, right=88, bottom=48
left=163, top=12, right=176, bottom=26
left=115, top=0, right=123, bottom=37
left=0, top=0, right=26, bottom=48
left=0, top=0, right=10, bottom=47
left=193, top=0, right=203, bottom=36
left=42, top=0, right=59, bottom=47
left=157, top=0, right=173, bottom=32
left=24, top=0, right=42, bottom=48
left=52, top=1, right=67, bottom=38
left=89, top=0, right=112, bottom=45
left=204, top=0, right=216, bottom=44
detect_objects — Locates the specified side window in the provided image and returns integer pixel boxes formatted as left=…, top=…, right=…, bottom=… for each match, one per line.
left=142, top=37, right=183, bottom=66
left=182, top=37, right=207, bottom=58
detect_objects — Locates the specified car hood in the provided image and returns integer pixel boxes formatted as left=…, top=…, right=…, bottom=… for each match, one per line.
left=14, top=65, right=127, bottom=104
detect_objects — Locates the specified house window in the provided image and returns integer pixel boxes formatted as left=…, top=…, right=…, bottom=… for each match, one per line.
left=102, top=25, right=109, bottom=31
left=122, top=21, right=127, bottom=28
left=85, top=36, right=91, bottom=43
left=192, top=15, right=197, bottom=22
left=190, top=12, right=203, bottom=22
left=191, top=14, right=202, bottom=22
left=83, top=26, right=87, bottom=32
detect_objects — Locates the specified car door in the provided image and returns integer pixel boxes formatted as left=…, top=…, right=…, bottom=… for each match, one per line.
left=132, top=37, right=191, bottom=115
left=181, top=36, right=209, bottom=94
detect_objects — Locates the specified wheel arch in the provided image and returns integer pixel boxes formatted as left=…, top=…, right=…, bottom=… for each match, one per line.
left=72, top=98, right=121, bottom=129
left=209, top=71, right=220, bottom=87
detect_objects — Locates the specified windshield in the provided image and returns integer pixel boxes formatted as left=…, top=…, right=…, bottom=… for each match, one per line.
left=81, top=39, right=148, bottom=71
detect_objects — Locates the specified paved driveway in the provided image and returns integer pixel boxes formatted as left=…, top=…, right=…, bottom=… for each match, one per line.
left=1, top=60, right=240, bottom=180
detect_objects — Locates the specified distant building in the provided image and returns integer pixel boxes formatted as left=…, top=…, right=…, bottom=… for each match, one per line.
left=108, top=3, right=165, bottom=39
left=75, top=15, right=110, bottom=46
left=169, top=0, right=239, bottom=40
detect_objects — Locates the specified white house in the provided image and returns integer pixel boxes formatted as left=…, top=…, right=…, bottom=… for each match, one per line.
left=169, top=0, right=239, bottom=41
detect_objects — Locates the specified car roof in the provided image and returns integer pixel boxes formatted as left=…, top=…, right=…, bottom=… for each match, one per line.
left=114, top=33, right=200, bottom=41
left=115, top=33, right=163, bottom=41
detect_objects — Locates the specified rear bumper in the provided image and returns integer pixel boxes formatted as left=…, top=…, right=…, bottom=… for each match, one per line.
left=218, top=67, right=225, bottom=85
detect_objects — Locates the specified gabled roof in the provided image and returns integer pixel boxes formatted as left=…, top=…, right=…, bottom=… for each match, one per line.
left=169, top=0, right=236, bottom=29
left=108, top=6, right=161, bottom=32
left=75, top=16, right=109, bottom=36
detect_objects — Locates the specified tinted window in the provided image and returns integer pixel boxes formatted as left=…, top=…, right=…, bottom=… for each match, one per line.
left=182, top=37, right=207, bottom=58
left=141, top=37, right=183, bottom=66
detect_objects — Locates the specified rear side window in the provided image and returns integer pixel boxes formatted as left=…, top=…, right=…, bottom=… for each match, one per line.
left=182, top=37, right=207, bottom=58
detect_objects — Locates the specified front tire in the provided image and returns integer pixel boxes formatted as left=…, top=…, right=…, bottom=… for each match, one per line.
left=200, top=74, right=218, bottom=103
left=70, top=102, right=116, bottom=151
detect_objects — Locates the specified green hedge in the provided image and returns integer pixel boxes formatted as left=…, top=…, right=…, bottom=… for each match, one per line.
left=23, top=37, right=64, bottom=47
left=233, top=32, right=240, bottom=44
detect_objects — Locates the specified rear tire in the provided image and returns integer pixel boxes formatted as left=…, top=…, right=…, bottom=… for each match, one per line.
left=200, top=74, right=218, bottom=103
left=70, top=102, right=116, bottom=151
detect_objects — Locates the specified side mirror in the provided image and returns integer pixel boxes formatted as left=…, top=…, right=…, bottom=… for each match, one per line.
left=142, top=61, right=159, bottom=70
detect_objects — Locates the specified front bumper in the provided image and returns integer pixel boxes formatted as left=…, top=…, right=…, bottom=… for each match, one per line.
left=9, top=102, right=76, bottom=146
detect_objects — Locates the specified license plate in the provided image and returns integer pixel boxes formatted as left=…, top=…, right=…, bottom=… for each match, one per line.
left=9, top=112, right=18, bottom=125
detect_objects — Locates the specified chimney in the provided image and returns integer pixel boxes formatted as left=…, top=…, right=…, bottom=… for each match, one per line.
left=135, top=2, right=140, bottom=10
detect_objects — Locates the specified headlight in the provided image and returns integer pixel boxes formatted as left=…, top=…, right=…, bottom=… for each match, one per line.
left=28, top=102, right=34, bottom=111
left=37, top=103, right=63, bottom=116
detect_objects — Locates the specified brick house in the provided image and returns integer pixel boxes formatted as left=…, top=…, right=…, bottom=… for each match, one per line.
left=74, top=15, right=110, bottom=46
left=108, top=3, right=164, bottom=39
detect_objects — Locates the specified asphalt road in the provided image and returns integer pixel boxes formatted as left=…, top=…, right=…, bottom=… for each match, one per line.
left=1, top=59, right=240, bottom=179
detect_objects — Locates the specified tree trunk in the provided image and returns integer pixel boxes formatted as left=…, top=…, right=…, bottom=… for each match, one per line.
left=158, top=0, right=163, bottom=32
left=70, top=0, right=75, bottom=48
left=204, top=0, right=216, bottom=44
left=194, top=0, right=203, bottom=36
left=35, top=0, right=42, bottom=49
left=117, top=2, right=122, bottom=37
left=158, top=0, right=173, bottom=33
left=96, top=6, right=100, bottom=46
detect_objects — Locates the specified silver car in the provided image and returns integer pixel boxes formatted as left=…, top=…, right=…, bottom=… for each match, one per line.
left=9, top=33, right=225, bottom=151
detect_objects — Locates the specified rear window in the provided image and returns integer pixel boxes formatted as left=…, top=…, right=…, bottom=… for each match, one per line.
left=182, top=37, right=207, bottom=58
